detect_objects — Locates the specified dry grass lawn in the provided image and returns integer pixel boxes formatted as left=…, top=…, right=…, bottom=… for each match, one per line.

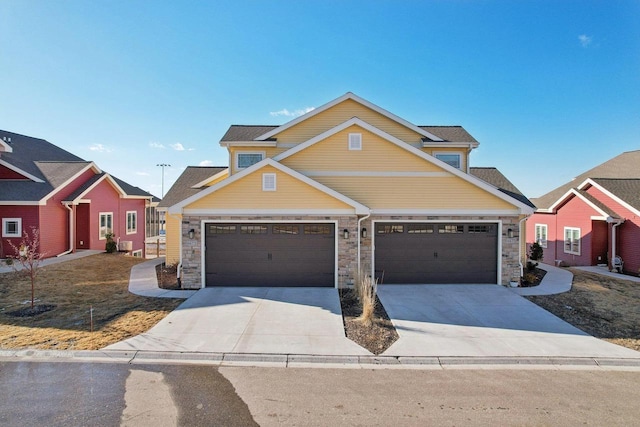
left=526, top=268, right=640, bottom=351
left=0, top=253, right=182, bottom=350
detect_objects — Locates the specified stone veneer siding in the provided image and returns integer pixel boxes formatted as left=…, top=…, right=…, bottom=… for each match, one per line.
left=180, top=214, right=523, bottom=289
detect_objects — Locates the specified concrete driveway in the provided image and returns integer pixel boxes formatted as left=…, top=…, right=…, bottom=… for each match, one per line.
left=378, top=284, right=640, bottom=358
left=107, top=287, right=369, bottom=356
left=108, top=284, right=640, bottom=359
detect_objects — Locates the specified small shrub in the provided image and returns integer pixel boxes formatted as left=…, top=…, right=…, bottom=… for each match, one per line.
left=529, top=242, right=544, bottom=261
left=105, top=233, right=117, bottom=254
left=4, top=258, right=13, bottom=266
left=526, top=261, right=538, bottom=272
left=523, top=272, right=537, bottom=284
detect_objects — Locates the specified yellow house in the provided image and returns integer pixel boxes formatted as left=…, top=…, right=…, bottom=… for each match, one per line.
left=160, top=93, right=534, bottom=288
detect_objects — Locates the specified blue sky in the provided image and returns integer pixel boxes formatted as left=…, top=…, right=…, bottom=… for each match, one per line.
left=1, top=1, right=638, bottom=199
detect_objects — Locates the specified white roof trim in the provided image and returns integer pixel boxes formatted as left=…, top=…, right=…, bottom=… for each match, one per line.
left=578, top=178, right=640, bottom=217
left=0, top=139, right=13, bottom=153
left=38, top=162, right=102, bottom=204
left=169, top=158, right=370, bottom=215
left=64, top=173, right=128, bottom=203
left=274, top=118, right=533, bottom=214
left=542, top=186, right=613, bottom=218
left=219, top=141, right=278, bottom=148
left=191, top=169, right=230, bottom=189
left=0, top=159, right=45, bottom=183
left=255, top=92, right=444, bottom=142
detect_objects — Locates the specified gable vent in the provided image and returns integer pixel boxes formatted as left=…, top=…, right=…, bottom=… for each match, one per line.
left=262, top=173, right=276, bottom=191
left=348, top=133, right=362, bottom=150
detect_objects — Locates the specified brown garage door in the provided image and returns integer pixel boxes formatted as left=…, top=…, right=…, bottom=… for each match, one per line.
left=205, top=223, right=335, bottom=287
left=374, top=222, right=498, bottom=284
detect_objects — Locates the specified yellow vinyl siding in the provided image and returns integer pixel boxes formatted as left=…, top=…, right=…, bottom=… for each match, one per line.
left=313, top=176, right=516, bottom=210
left=185, top=165, right=353, bottom=210
left=165, top=213, right=181, bottom=265
left=281, top=125, right=441, bottom=172
left=276, top=99, right=424, bottom=143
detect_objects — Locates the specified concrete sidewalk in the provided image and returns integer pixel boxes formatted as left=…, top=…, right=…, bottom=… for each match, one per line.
left=574, top=265, right=640, bottom=283
left=0, top=250, right=102, bottom=274
left=509, top=262, right=574, bottom=296
left=128, top=257, right=196, bottom=299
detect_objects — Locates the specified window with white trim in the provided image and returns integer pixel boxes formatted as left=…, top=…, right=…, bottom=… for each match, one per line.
left=564, top=227, right=580, bottom=255
left=535, top=224, right=548, bottom=248
left=348, top=133, right=362, bottom=150
left=262, top=173, right=276, bottom=191
left=99, top=212, right=113, bottom=240
left=236, top=152, right=264, bottom=169
left=126, top=211, right=137, bottom=234
left=435, top=152, right=462, bottom=169
left=2, top=218, right=21, bottom=237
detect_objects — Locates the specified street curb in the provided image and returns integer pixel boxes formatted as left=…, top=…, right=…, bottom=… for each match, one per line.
left=1, top=349, right=640, bottom=370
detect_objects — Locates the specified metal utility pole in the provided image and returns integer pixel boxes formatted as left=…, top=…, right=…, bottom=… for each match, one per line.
left=156, top=163, right=171, bottom=198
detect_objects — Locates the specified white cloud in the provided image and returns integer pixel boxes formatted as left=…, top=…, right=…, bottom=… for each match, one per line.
left=198, top=160, right=214, bottom=166
left=149, top=142, right=165, bottom=149
left=170, top=143, right=186, bottom=151
left=578, top=34, right=593, bottom=48
left=89, top=143, right=111, bottom=153
left=136, top=171, right=150, bottom=176
left=269, top=106, right=315, bottom=118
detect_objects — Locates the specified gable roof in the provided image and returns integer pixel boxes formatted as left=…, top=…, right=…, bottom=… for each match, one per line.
left=532, top=150, right=640, bottom=209
left=0, top=130, right=85, bottom=182
left=254, top=93, right=445, bottom=142
left=221, top=124, right=478, bottom=144
left=469, top=167, right=535, bottom=208
left=0, top=129, right=153, bottom=204
left=158, top=166, right=228, bottom=208
left=168, top=159, right=369, bottom=215
left=271, top=118, right=533, bottom=213
left=586, top=178, right=640, bottom=214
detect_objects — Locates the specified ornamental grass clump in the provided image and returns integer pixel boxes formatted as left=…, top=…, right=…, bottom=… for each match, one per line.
left=355, top=271, right=378, bottom=327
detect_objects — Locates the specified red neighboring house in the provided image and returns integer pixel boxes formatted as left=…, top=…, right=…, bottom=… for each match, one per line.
left=528, top=150, right=640, bottom=276
left=0, top=130, right=154, bottom=259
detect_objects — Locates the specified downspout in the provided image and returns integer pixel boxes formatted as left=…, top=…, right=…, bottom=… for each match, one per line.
left=57, top=202, right=74, bottom=257
left=518, top=214, right=531, bottom=278
left=609, top=218, right=624, bottom=270
left=357, top=212, right=371, bottom=279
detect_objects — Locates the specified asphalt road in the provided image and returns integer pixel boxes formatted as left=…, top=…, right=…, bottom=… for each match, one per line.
left=1, top=361, right=639, bottom=426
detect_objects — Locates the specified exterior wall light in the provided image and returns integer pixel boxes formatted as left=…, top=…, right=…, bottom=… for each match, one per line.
left=343, top=229, right=349, bottom=239
left=361, top=227, right=367, bottom=239
left=507, top=228, right=514, bottom=238
left=188, top=229, right=195, bottom=239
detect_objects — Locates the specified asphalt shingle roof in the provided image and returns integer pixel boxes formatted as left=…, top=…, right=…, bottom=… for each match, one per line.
left=158, top=166, right=228, bottom=208
left=470, top=167, right=535, bottom=208
left=0, top=129, right=154, bottom=202
left=221, top=125, right=477, bottom=143
left=532, top=150, right=640, bottom=209
left=590, top=178, right=640, bottom=212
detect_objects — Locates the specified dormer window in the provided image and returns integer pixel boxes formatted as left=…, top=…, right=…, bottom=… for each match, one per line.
left=236, top=152, right=265, bottom=169
left=435, top=152, right=462, bottom=169
left=348, top=133, right=362, bottom=150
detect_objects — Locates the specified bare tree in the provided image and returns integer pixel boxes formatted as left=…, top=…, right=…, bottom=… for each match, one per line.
left=8, top=227, right=46, bottom=309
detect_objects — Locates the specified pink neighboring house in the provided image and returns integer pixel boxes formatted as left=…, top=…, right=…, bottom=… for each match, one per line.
left=0, top=130, right=154, bottom=259
left=528, top=150, right=640, bottom=276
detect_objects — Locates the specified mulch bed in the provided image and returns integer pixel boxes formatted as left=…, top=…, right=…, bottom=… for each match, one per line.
left=519, top=267, right=547, bottom=287
left=155, top=263, right=180, bottom=290
left=338, top=288, right=399, bottom=355
left=6, top=304, right=56, bottom=317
